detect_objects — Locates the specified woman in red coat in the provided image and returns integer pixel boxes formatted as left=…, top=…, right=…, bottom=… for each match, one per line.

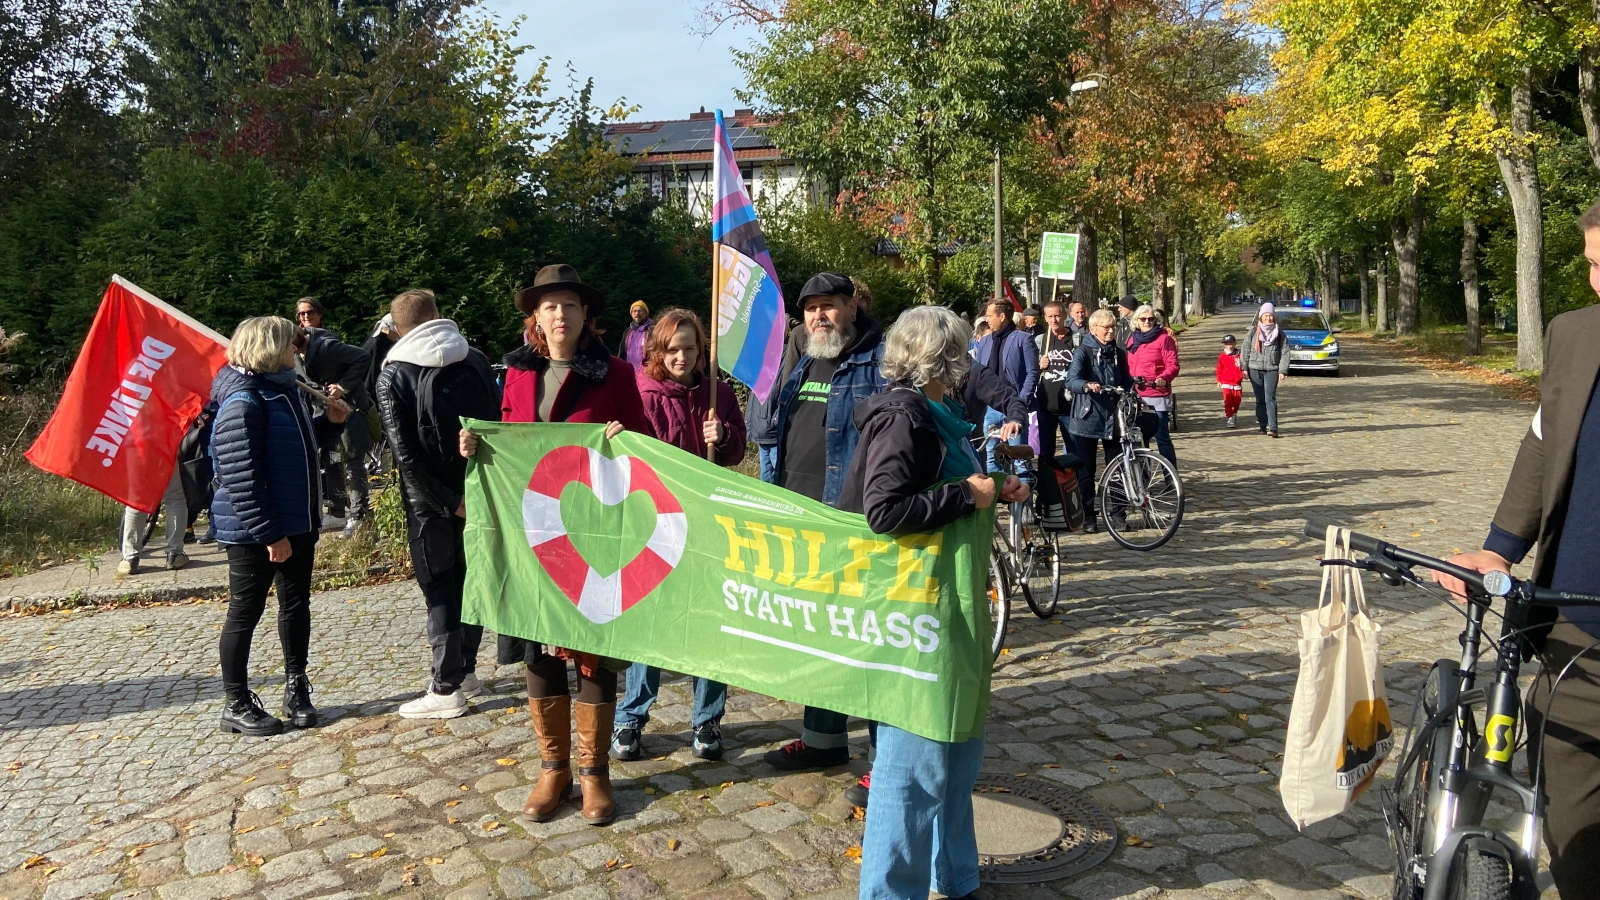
left=612, top=308, right=746, bottom=763
left=460, top=264, right=652, bottom=828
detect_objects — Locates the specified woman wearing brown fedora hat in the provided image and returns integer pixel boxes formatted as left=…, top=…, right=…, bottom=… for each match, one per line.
left=460, top=263, right=653, bottom=826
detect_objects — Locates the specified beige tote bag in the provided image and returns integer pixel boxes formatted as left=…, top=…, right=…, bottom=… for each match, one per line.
left=1280, top=526, right=1395, bottom=830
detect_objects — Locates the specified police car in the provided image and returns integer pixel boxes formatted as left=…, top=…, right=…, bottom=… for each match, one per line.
left=1278, top=309, right=1341, bottom=376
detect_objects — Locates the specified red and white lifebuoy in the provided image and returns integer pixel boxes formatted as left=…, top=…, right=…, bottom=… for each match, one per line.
left=523, top=446, right=686, bottom=624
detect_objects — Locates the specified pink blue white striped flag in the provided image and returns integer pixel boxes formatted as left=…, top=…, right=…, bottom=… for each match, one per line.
left=710, top=109, right=786, bottom=403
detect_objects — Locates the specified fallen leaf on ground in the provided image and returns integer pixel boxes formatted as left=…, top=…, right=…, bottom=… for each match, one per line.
left=426, top=857, right=445, bottom=865
left=242, top=775, right=256, bottom=783
left=347, top=852, right=365, bottom=859
left=719, top=781, right=733, bottom=789
left=606, top=859, right=619, bottom=868
left=234, top=826, right=255, bottom=835
left=754, top=800, right=775, bottom=808
left=1042, top=763, right=1059, bottom=768
left=845, top=846, right=862, bottom=863
left=482, top=821, right=501, bottom=831
left=444, top=800, right=460, bottom=808
left=667, top=839, right=680, bottom=851
left=495, top=758, right=517, bottom=766
left=245, top=854, right=264, bottom=866
left=1125, top=835, right=1156, bottom=848
left=370, top=848, right=387, bottom=858
left=1214, top=687, right=1233, bottom=693
left=20, top=856, right=46, bottom=869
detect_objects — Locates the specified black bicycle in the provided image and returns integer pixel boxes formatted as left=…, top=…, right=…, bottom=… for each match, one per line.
left=1301, top=520, right=1600, bottom=900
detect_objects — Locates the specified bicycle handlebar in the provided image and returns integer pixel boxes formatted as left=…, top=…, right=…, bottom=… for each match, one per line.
left=1303, top=519, right=1600, bottom=608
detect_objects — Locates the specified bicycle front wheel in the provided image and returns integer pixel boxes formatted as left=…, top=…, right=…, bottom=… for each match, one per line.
left=1018, top=525, right=1062, bottom=618
left=987, top=554, right=1012, bottom=660
left=1099, top=448, right=1185, bottom=551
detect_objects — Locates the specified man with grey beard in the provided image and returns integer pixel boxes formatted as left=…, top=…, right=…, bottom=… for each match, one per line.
left=762, top=272, right=887, bottom=787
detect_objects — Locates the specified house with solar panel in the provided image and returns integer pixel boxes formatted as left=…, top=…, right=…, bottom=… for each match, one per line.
left=603, top=108, right=819, bottom=218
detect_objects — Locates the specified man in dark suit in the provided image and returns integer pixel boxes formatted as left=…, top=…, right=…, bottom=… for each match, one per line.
left=1439, top=199, right=1600, bottom=897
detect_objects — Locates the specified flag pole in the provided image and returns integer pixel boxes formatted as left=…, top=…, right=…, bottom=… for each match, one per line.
left=707, top=250, right=721, bottom=462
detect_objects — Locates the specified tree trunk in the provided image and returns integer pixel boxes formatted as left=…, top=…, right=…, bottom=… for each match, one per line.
left=1116, top=210, right=1130, bottom=299
left=1462, top=213, right=1482, bottom=355
left=1074, top=220, right=1099, bottom=309
left=1375, top=246, right=1389, bottom=333
left=1325, top=250, right=1341, bottom=318
left=1021, top=230, right=1033, bottom=304
left=1357, top=246, right=1370, bottom=330
left=1582, top=42, right=1600, bottom=171
left=1150, top=232, right=1169, bottom=316
left=1391, top=195, right=1421, bottom=336
left=1493, top=71, right=1546, bottom=371
left=1173, top=239, right=1187, bottom=325
left=1190, top=265, right=1203, bottom=321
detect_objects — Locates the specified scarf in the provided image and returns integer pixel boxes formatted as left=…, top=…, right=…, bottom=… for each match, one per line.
left=1127, top=324, right=1166, bottom=352
left=1255, top=303, right=1279, bottom=350
left=924, top=390, right=983, bottom=481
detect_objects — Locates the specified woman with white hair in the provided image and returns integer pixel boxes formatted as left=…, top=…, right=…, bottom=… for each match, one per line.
left=839, top=304, right=1027, bottom=900
left=209, top=316, right=351, bottom=736
left=1124, top=303, right=1180, bottom=465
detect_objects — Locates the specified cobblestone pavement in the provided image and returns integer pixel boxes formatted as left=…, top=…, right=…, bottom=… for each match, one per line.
left=0, top=308, right=1544, bottom=900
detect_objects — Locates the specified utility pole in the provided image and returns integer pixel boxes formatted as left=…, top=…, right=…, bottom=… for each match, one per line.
left=993, top=147, right=1004, bottom=309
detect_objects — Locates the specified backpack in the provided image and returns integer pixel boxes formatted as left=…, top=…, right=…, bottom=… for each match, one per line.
left=178, top=404, right=218, bottom=520
left=1036, top=453, right=1086, bottom=532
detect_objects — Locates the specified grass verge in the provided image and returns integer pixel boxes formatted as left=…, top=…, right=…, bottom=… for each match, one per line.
left=0, top=387, right=123, bottom=578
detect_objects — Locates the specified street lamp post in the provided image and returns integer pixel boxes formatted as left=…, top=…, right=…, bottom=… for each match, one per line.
left=993, top=76, right=1104, bottom=313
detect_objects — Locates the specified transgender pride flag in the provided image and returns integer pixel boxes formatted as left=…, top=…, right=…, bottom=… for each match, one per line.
left=710, top=109, right=786, bottom=403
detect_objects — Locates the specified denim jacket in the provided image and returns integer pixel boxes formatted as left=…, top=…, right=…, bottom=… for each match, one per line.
left=770, top=317, right=887, bottom=505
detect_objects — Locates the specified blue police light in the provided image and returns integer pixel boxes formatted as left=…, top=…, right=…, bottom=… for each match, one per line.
left=1300, top=297, right=1316, bottom=308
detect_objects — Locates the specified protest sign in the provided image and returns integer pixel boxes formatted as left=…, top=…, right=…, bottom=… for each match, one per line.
left=461, top=421, right=996, bottom=743
left=26, top=276, right=228, bottom=512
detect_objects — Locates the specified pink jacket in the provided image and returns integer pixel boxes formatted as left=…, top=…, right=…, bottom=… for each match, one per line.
left=636, top=369, right=747, bottom=466
left=1126, top=329, right=1180, bottom=398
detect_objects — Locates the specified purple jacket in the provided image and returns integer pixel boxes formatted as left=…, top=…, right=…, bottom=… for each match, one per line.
left=636, top=368, right=747, bottom=466
left=620, top=320, right=652, bottom=369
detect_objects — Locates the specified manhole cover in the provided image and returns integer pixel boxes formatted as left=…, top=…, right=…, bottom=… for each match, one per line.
left=973, top=773, right=1118, bottom=884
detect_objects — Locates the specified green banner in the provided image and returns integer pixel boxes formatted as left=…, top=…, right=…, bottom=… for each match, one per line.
left=460, top=421, right=995, bottom=743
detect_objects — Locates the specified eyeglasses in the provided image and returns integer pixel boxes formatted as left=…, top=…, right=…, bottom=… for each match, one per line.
left=296, top=311, right=316, bottom=319
left=1137, top=316, right=1155, bottom=322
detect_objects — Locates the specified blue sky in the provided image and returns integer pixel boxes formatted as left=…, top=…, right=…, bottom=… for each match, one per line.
left=481, top=0, right=756, bottom=122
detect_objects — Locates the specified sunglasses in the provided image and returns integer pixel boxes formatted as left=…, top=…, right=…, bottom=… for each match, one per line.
left=1137, top=316, right=1156, bottom=322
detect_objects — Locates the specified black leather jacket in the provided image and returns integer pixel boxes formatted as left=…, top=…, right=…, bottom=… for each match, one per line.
left=375, top=350, right=501, bottom=524
left=300, top=327, right=373, bottom=412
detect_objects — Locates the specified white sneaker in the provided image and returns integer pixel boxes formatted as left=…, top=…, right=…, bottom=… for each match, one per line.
left=398, top=689, right=468, bottom=719
left=460, top=674, right=483, bottom=699
left=1226, top=416, right=1236, bottom=428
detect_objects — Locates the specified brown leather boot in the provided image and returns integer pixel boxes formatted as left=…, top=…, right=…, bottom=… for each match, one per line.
left=523, top=694, right=572, bottom=821
left=574, top=700, right=617, bottom=825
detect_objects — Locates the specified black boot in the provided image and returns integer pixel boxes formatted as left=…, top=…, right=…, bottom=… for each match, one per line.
left=283, top=674, right=318, bottom=728
left=221, top=689, right=284, bottom=736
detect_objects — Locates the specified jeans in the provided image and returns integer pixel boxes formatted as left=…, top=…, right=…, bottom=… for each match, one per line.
left=1035, top=411, right=1074, bottom=465
left=983, top=407, right=1028, bottom=478
left=1071, top=434, right=1122, bottom=515
left=219, top=532, right=317, bottom=691
left=617, top=663, right=727, bottom=730
left=419, top=561, right=482, bottom=694
left=1144, top=410, right=1177, bottom=467
left=1249, top=368, right=1280, bottom=432
left=858, top=725, right=984, bottom=900
left=122, top=466, right=186, bottom=562
left=758, top=443, right=778, bottom=484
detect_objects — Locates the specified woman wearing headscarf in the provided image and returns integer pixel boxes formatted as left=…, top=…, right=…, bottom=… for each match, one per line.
left=459, top=264, right=653, bottom=826
left=1124, top=304, right=1180, bottom=466
left=839, top=304, right=1027, bottom=900
left=1239, top=302, right=1290, bottom=437
left=209, top=316, right=351, bottom=735
left=611, top=308, right=745, bottom=763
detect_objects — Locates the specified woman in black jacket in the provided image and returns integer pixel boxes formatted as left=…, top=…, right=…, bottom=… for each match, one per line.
left=838, top=304, right=1027, bottom=900
left=1065, top=308, right=1135, bottom=531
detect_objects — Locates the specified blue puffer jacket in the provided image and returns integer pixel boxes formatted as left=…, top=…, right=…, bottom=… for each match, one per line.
left=975, top=323, right=1040, bottom=412
left=771, top=315, right=887, bottom=505
left=1065, top=333, right=1134, bottom=440
left=209, top=366, right=343, bottom=546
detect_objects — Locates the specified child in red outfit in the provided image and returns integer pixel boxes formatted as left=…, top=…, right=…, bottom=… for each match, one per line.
left=1216, top=335, right=1244, bottom=428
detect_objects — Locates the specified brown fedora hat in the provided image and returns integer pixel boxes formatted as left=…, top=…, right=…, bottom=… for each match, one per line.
left=514, top=263, right=606, bottom=316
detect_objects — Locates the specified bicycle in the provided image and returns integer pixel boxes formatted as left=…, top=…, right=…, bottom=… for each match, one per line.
left=1097, top=385, right=1184, bottom=551
left=977, top=429, right=1063, bottom=621
left=1299, top=519, right=1600, bottom=900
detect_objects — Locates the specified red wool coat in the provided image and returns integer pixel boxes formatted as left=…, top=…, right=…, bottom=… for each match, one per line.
left=636, top=369, right=747, bottom=465
left=500, top=340, right=654, bottom=436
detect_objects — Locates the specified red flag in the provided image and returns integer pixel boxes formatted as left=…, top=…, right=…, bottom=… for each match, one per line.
left=26, top=277, right=229, bottom=513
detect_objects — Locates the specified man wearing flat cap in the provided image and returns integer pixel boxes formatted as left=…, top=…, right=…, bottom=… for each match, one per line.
left=760, top=271, right=887, bottom=780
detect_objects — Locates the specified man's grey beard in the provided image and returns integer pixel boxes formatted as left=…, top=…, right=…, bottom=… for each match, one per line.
left=808, top=322, right=854, bottom=360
